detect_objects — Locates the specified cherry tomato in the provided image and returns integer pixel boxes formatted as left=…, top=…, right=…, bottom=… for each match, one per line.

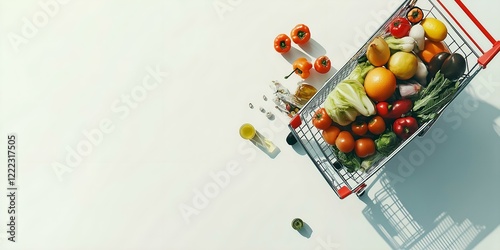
left=312, top=108, right=332, bottom=130
left=335, top=131, right=355, bottom=153
left=389, top=17, right=411, bottom=38
left=314, top=56, right=331, bottom=74
left=322, top=125, right=341, bottom=145
left=355, top=138, right=376, bottom=158
left=351, top=121, right=368, bottom=136
left=368, top=115, right=386, bottom=135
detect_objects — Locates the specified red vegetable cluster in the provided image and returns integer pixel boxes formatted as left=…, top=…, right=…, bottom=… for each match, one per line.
left=274, top=24, right=332, bottom=79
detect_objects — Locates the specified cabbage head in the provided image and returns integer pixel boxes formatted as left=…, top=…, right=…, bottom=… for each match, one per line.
left=346, top=61, right=375, bottom=84
left=323, top=79, right=375, bottom=126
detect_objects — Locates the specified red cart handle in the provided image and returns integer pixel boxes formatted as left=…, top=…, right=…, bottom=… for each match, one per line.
left=436, top=0, right=500, bottom=68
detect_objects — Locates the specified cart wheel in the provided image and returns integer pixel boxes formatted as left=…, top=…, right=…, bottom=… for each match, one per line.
left=354, top=183, right=367, bottom=197
left=356, top=189, right=366, bottom=197
left=333, top=161, right=343, bottom=170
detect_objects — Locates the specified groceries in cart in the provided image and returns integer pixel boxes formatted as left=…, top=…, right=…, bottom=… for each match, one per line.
left=287, top=0, right=498, bottom=199
left=311, top=7, right=467, bottom=173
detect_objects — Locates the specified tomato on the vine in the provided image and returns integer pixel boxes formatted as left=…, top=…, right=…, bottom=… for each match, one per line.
left=312, top=108, right=332, bottom=130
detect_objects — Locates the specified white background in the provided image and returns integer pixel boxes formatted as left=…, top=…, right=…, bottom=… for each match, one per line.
left=1, top=0, right=499, bottom=249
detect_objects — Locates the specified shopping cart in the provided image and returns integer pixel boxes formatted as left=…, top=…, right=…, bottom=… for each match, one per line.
left=288, top=0, right=500, bottom=199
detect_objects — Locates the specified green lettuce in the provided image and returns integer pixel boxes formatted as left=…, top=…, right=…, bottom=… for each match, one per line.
left=346, top=61, right=375, bottom=84
left=337, top=151, right=361, bottom=173
left=375, top=131, right=400, bottom=156
left=324, top=79, right=375, bottom=126
left=360, top=153, right=384, bottom=172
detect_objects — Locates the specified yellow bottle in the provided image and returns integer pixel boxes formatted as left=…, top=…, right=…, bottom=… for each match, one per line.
left=239, top=123, right=256, bottom=140
left=239, top=123, right=276, bottom=153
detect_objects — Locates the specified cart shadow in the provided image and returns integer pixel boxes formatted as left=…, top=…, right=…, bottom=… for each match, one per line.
left=361, top=90, right=500, bottom=249
left=291, top=142, right=307, bottom=156
left=250, top=131, right=281, bottom=159
left=282, top=47, right=312, bottom=64
left=298, top=38, right=327, bottom=59
left=297, top=222, right=313, bottom=238
left=305, top=66, right=338, bottom=90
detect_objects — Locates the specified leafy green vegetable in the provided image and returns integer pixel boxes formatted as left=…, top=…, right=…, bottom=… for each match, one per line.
left=324, top=79, right=375, bottom=125
left=375, top=131, right=400, bottom=156
left=335, top=80, right=376, bottom=116
left=360, top=153, right=384, bottom=172
left=337, top=151, right=361, bottom=173
left=346, top=61, right=375, bottom=84
left=324, top=102, right=359, bottom=126
left=413, top=71, right=459, bottom=121
left=384, top=36, right=415, bottom=52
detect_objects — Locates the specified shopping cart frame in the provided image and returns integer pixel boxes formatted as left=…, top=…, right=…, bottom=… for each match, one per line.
left=288, top=0, right=500, bottom=199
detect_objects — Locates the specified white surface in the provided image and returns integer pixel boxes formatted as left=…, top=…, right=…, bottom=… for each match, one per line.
left=0, top=0, right=499, bottom=249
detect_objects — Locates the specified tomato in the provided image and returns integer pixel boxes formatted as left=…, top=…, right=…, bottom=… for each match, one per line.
left=351, top=121, right=368, bottom=136
left=312, top=108, right=332, bottom=130
left=314, top=56, right=331, bottom=74
left=335, top=131, right=355, bottom=153
left=274, top=34, right=291, bottom=54
left=368, top=116, right=386, bottom=135
left=322, top=125, right=341, bottom=145
left=290, top=24, right=311, bottom=44
left=355, top=138, right=376, bottom=158
left=389, top=17, right=411, bottom=38
left=407, top=6, right=424, bottom=24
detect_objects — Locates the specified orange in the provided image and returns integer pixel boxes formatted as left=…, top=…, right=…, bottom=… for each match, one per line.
left=363, top=67, right=396, bottom=102
left=419, top=39, right=449, bottom=63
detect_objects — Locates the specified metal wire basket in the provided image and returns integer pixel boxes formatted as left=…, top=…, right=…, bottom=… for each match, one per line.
left=288, top=0, right=500, bottom=199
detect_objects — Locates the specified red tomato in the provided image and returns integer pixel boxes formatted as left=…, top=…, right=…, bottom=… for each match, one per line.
left=274, top=34, right=291, bottom=54
left=314, top=56, right=331, bottom=74
left=312, top=108, right=332, bottom=130
left=351, top=121, right=368, bottom=136
left=322, top=125, right=341, bottom=145
left=335, top=131, right=355, bottom=153
left=368, top=116, right=386, bottom=135
left=290, top=24, right=311, bottom=44
left=389, top=17, right=411, bottom=38
left=355, top=138, right=376, bottom=158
